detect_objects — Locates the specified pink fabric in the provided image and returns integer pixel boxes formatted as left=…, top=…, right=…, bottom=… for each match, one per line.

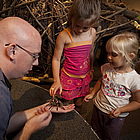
left=56, top=29, right=93, bottom=100
left=56, top=44, right=92, bottom=100
left=60, top=69, right=91, bottom=90
left=63, top=45, right=91, bottom=75
left=57, top=69, right=91, bottom=100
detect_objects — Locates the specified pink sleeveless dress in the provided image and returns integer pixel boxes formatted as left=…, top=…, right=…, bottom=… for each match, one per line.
left=57, top=29, right=93, bottom=100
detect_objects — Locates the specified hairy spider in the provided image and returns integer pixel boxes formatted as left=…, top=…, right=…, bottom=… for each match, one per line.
left=46, top=95, right=65, bottom=111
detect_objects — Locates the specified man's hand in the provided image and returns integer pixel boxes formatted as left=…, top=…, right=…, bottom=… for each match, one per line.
left=26, top=111, right=52, bottom=133
left=18, top=111, right=52, bottom=140
left=35, top=104, right=75, bottom=114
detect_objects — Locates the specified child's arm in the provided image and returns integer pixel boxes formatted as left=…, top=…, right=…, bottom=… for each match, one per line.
left=110, top=91, right=140, bottom=118
left=84, top=77, right=102, bottom=102
left=90, top=28, right=96, bottom=67
left=49, top=31, right=66, bottom=96
left=90, top=28, right=96, bottom=80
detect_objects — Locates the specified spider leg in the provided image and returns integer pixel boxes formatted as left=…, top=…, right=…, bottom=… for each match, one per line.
left=57, top=100, right=65, bottom=110
left=46, top=102, right=50, bottom=107
left=49, top=105, right=53, bottom=110
left=61, top=106, right=65, bottom=110
left=49, top=106, right=54, bottom=111
left=46, top=100, right=51, bottom=103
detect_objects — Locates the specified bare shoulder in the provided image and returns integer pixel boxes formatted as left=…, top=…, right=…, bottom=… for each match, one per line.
left=91, top=27, right=96, bottom=34
left=57, top=29, right=71, bottom=44
left=91, top=27, right=96, bottom=42
left=58, top=29, right=68, bottom=38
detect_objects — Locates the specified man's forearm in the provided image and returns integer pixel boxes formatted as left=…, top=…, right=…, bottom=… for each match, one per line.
left=7, top=112, right=27, bottom=134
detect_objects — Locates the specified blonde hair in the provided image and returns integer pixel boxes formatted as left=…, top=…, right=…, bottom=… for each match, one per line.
left=68, top=0, right=100, bottom=28
left=106, top=32, right=139, bottom=67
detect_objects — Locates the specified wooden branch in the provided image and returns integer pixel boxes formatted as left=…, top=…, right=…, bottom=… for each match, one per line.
left=42, top=47, right=53, bottom=57
left=53, top=3, right=66, bottom=30
left=105, top=2, right=139, bottom=19
left=57, top=0, right=68, bottom=20
left=100, top=10, right=114, bottom=16
left=105, top=7, right=128, bottom=19
left=38, top=14, right=68, bottom=21
left=8, top=0, right=17, bottom=16
left=100, top=15, right=115, bottom=22
left=0, top=0, right=3, bottom=11
left=41, top=23, right=53, bottom=38
left=97, top=20, right=133, bottom=35
left=0, top=0, right=40, bottom=15
left=26, top=5, right=55, bottom=45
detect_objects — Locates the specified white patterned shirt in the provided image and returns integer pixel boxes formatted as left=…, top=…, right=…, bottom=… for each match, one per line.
left=94, top=63, right=140, bottom=117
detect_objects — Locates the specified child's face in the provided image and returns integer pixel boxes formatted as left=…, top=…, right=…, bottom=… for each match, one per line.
left=72, top=18, right=92, bottom=35
left=106, top=47, right=127, bottom=69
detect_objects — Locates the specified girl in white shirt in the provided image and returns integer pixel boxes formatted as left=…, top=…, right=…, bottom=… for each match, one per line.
left=84, top=32, right=140, bottom=140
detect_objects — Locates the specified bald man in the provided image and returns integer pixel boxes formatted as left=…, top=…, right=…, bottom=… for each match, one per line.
left=0, top=17, right=75, bottom=140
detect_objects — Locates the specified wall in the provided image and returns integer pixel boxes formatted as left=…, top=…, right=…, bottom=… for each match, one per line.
left=123, top=0, right=140, bottom=10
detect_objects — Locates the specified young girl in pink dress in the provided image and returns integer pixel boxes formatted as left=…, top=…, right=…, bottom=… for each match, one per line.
left=49, top=0, right=100, bottom=111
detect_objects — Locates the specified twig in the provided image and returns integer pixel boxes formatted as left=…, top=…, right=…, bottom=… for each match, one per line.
left=105, top=7, right=128, bottom=19
left=0, top=0, right=40, bottom=15
left=26, top=5, right=55, bottom=45
left=97, top=20, right=133, bottom=35
left=8, top=0, right=17, bottom=16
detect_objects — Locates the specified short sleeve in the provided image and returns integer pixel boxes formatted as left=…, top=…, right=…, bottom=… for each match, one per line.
left=131, top=75, right=140, bottom=93
left=101, top=63, right=110, bottom=75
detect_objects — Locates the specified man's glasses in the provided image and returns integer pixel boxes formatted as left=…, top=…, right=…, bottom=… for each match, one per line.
left=5, top=44, right=40, bottom=61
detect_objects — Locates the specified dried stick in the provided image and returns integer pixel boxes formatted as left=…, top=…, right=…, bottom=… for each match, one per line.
left=105, top=2, right=138, bottom=19
left=100, top=7, right=128, bottom=22
left=0, top=0, right=40, bottom=15
left=97, top=20, right=133, bottom=35
left=105, top=7, right=128, bottom=19
left=8, top=0, right=17, bottom=16
left=26, top=5, right=55, bottom=45
left=100, top=15, right=115, bottom=22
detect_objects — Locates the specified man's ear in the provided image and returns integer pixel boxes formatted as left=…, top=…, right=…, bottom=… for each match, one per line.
left=6, top=44, right=17, bottom=61
left=129, top=52, right=135, bottom=60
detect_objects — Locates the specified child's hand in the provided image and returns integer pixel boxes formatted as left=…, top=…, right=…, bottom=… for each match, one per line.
left=84, top=94, right=93, bottom=102
left=109, top=108, right=121, bottom=118
left=49, top=81, right=62, bottom=96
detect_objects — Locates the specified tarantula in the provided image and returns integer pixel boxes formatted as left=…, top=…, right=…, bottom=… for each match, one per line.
left=46, top=95, right=65, bottom=111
